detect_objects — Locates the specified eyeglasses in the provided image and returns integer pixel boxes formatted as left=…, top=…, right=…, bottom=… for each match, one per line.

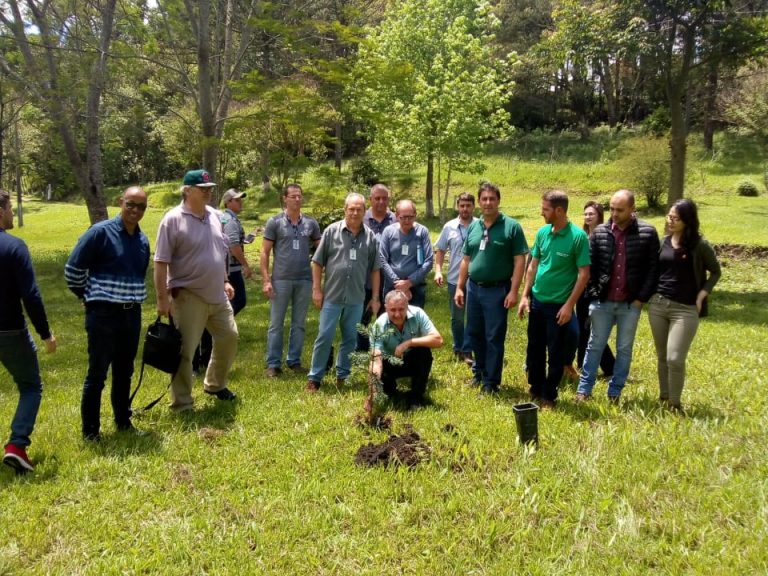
left=398, top=215, right=415, bottom=221
left=125, top=201, right=147, bottom=211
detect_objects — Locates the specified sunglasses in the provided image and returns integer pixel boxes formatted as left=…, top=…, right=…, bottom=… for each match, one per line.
left=125, top=201, right=147, bottom=211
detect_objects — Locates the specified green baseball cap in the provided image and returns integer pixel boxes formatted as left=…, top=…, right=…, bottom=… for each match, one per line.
left=183, top=169, right=216, bottom=187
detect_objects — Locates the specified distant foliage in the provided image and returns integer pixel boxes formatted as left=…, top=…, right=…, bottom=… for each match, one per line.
left=349, top=157, right=382, bottom=187
left=736, top=180, right=760, bottom=197
left=643, top=107, right=671, bottom=137
left=616, top=137, right=668, bottom=209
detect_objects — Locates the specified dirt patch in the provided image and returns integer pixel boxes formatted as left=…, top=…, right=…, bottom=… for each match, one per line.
left=355, top=430, right=430, bottom=467
left=198, top=427, right=225, bottom=443
left=714, top=243, right=768, bottom=260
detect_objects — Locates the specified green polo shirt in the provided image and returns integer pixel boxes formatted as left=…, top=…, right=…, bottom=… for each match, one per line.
left=531, top=221, right=590, bottom=304
left=463, top=213, right=529, bottom=284
left=370, top=305, right=437, bottom=356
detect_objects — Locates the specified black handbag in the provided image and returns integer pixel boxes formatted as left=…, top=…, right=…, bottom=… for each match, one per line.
left=130, top=315, right=183, bottom=412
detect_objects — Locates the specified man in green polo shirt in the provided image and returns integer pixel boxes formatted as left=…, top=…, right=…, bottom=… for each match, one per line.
left=454, top=182, right=529, bottom=394
left=518, top=190, right=590, bottom=409
left=370, top=290, right=443, bottom=406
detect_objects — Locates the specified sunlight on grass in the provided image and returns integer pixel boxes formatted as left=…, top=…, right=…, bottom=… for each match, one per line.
left=1, top=135, right=767, bottom=572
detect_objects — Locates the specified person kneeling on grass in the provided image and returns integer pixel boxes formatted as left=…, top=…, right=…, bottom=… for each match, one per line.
left=369, top=290, right=443, bottom=407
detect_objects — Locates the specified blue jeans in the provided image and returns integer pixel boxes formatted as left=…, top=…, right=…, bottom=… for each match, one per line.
left=526, top=297, right=578, bottom=402
left=308, top=302, right=363, bottom=382
left=81, top=303, right=142, bottom=436
left=0, top=330, right=42, bottom=448
left=466, top=280, right=510, bottom=390
left=447, top=283, right=470, bottom=354
left=577, top=300, right=642, bottom=398
left=266, top=279, right=312, bottom=368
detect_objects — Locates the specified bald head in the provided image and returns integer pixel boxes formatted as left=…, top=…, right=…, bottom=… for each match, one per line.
left=119, top=185, right=148, bottom=233
left=609, top=189, right=635, bottom=229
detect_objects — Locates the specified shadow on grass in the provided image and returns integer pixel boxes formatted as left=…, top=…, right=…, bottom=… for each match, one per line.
left=172, top=397, right=239, bottom=433
left=709, top=291, right=768, bottom=325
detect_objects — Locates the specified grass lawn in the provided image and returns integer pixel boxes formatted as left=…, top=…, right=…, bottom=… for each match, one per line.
left=2, top=136, right=768, bottom=573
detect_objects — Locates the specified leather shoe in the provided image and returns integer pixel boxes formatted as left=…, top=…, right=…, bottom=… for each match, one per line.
left=305, top=379, right=321, bottom=392
left=287, top=364, right=308, bottom=375
left=265, top=367, right=282, bottom=378
left=205, top=387, right=237, bottom=401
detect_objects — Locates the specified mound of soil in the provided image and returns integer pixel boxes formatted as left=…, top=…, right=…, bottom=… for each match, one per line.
left=355, top=430, right=430, bottom=467
left=714, top=243, right=768, bottom=260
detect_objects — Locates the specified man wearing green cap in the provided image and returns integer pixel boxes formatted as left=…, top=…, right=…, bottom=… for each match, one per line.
left=154, top=169, right=239, bottom=411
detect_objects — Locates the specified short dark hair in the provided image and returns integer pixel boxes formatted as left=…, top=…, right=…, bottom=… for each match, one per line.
left=456, top=192, right=475, bottom=205
left=0, top=189, right=9, bottom=210
left=284, top=183, right=302, bottom=197
left=543, top=190, right=569, bottom=212
left=478, top=182, right=500, bottom=200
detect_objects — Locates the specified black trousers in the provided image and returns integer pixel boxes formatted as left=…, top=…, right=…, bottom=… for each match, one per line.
left=381, top=346, right=433, bottom=400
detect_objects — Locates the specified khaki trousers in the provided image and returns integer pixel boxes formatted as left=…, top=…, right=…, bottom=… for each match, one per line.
left=170, top=289, right=238, bottom=410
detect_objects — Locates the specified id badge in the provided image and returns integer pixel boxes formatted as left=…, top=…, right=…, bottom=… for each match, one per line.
left=292, top=239, right=300, bottom=250
left=479, top=239, right=487, bottom=251
left=350, top=249, right=357, bottom=260
left=401, top=244, right=409, bottom=256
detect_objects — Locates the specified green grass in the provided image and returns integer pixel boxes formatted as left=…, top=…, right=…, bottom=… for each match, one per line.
left=2, top=136, right=768, bottom=573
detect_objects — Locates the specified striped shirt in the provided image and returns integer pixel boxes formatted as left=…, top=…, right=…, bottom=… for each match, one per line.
left=65, top=216, right=150, bottom=303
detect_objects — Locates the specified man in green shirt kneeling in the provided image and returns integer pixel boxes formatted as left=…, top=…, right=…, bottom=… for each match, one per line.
left=370, top=290, right=443, bottom=407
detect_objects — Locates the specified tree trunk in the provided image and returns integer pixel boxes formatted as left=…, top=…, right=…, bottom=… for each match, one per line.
left=599, top=56, right=617, bottom=128
left=703, top=61, right=718, bottom=152
left=425, top=150, right=434, bottom=218
left=334, top=120, right=343, bottom=171
left=84, top=0, right=117, bottom=224
left=668, top=96, right=686, bottom=207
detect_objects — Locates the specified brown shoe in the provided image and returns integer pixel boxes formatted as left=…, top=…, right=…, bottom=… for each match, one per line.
left=537, top=398, right=556, bottom=411
left=305, top=379, right=320, bottom=392
left=563, top=364, right=579, bottom=382
left=287, top=364, right=308, bottom=375
left=266, top=367, right=282, bottom=378
left=336, top=377, right=347, bottom=387
left=463, top=352, right=474, bottom=367
left=574, top=393, right=591, bottom=403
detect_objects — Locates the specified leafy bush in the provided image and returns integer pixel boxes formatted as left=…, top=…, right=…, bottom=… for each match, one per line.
left=615, top=137, right=669, bottom=209
left=643, top=106, right=671, bottom=137
left=736, top=179, right=760, bottom=197
left=349, top=156, right=381, bottom=187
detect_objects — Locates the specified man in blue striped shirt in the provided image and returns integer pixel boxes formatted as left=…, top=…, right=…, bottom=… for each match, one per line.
left=65, top=186, right=150, bottom=440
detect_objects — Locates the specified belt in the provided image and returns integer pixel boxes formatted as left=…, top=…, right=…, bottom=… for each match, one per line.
left=86, top=301, right=138, bottom=310
left=470, top=279, right=508, bottom=288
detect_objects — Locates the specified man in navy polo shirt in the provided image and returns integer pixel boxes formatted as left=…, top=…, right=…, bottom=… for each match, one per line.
left=1, top=189, right=57, bottom=473
left=66, top=186, right=150, bottom=440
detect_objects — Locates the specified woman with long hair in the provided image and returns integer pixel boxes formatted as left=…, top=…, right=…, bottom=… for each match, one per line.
left=648, top=199, right=721, bottom=412
left=564, top=201, right=615, bottom=379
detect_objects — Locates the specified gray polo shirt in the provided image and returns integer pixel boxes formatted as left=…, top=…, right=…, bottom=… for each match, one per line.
left=435, top=217, right=477, bottom=285
left=312, top=220, right=380, bottom=304
left=221, top=208, right=245, bottom=273
left=155, top=203, right=229, bottom=304
left=263, top=212, right=321, bottom=281
left=379, top=222, right=434, bottom=287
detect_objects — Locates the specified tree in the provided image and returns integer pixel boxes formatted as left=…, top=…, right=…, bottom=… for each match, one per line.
left=349, top=0, right=511, bottom=218
left=622, top=0, right=768, bottom=206
left=0, top=0, right=119, bottom=223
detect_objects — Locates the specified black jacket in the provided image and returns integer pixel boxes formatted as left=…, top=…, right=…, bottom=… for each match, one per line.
left=587, top=218, right=660, bottom=303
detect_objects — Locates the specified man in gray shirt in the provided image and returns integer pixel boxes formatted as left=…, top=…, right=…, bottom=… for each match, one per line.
left=261, top=184, right=321, bottom=378
left=379, top=199, right=434, bottom=309
left=306, top=193, right=381, bottom=391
